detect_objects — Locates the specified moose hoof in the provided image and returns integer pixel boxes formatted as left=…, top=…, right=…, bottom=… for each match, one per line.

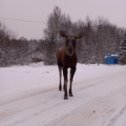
left=64, top=96, right=68, bottom=100
left=69, top=93, right=73, bottom=97
left=59, top=86, right=62, bottom=91
left=59, top=88, right=62, bottom=91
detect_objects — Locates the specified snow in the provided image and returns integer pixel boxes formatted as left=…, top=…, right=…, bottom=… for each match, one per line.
left=0, top=63, right=126, bottom=126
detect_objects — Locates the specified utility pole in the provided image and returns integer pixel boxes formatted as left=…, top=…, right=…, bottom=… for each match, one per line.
left=97, top=20, right=103, bottom=65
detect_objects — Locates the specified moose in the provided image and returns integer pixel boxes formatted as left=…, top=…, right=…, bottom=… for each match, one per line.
left=56, top=31, right=84, bottom=99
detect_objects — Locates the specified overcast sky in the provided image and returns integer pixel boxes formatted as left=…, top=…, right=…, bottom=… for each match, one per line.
left=0, top=0, right=126, bottom=40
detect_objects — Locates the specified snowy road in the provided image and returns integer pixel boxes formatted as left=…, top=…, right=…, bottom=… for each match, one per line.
left=0, top=64, right=126, bottom=126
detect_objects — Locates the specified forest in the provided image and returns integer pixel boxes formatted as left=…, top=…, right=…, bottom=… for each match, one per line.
left=0, top=6, right=126, bottom=66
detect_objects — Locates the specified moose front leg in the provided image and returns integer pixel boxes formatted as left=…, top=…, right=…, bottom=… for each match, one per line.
left=63, top=67, right=68, bottom=99
left=58, top=65, right=62, bottom=91
left=69, top=67, right=76, bottom=97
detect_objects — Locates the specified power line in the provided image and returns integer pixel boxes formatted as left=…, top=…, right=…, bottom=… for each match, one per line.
left=0, top=16, right=46, bottom=24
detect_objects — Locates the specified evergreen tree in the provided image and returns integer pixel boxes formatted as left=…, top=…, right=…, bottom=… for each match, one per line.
left=119, top=33, right=126, bottom=64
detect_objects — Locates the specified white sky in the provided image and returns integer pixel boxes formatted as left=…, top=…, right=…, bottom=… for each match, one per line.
left=0, top=0, right=126, bottom=40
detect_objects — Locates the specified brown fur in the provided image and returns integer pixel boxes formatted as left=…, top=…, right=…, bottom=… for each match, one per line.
left=57, top=47, right=77, bottom=67
left=56, top=31, right=84, bottom=99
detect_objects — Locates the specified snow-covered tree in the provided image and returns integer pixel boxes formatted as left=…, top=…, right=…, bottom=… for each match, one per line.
left=119, top=33, right=126, bottom=64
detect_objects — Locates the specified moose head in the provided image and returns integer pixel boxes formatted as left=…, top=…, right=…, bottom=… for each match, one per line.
left=59, top=31, right=84, bottom=56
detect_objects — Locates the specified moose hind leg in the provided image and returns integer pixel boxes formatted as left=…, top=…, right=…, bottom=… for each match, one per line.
left=63, top=67, right=68, bottom=99
left=58, top=65, right=62, bottom=91
left=69, top=67, right=76, bottom=97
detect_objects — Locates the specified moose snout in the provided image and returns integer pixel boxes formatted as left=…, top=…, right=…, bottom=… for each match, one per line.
left=66, top=46, right=74, bottom=56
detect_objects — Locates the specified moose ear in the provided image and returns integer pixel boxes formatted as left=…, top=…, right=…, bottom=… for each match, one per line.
left=59, top=31, right=68, bottom=38
left=75, top=32, right=84, bottom=39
